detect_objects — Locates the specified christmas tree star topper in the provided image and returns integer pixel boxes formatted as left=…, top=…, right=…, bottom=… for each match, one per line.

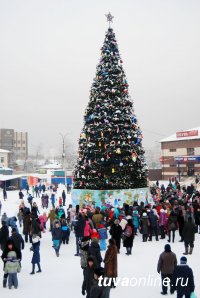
left=105, top=12, right=114, bottom=27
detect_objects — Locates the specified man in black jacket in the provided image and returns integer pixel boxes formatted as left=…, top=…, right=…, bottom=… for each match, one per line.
left=9, top=228, right=25, bottom=252
left=0, top=221, right=9, bottom=251
left=173, top=256, right=195, bottom=298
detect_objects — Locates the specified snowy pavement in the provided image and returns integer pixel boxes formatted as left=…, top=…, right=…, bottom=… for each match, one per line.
left=0, top=189, right=199, bottom=298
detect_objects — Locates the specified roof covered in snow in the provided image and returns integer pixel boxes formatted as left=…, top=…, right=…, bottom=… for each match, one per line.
left=161, top=127, right=200, bottom=143
left=0, top=149, right=10, bottom=153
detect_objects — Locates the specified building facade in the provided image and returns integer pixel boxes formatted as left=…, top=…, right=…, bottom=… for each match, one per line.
left=0, top=149, right=10, bottom=168
left=160, top=128, right=200, bottom=180
left=0, top=129, right=28, bottom=161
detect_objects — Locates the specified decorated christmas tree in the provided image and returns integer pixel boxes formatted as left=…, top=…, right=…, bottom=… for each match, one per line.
left=73, top=13, right=148, bottom=190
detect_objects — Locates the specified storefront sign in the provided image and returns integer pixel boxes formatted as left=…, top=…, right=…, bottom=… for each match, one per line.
left=176, top=130, right=198, bottom=138
left=174, top=156, right=200, bottom=163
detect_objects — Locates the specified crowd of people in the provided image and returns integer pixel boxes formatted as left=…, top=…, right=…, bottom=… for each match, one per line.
left=0, top=179, right=199, bottom=297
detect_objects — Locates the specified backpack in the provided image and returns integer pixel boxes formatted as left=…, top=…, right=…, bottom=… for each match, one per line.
left=124, top=225, right=132, bottom=237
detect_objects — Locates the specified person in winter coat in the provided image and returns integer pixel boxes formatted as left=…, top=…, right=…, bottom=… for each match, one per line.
left=90, top=267, right=110, bottom=298
left=0, top=200, right=2, bottom=216
left=51, top=193, right=56, bottom=209
left=1, top=240, right=22, bottom=288
left=92, top=208, right=103, bottom=229
left=88, top=238, right=102, bottom=269
left=140, top=213, right=150, bottom=242
left=123, top=219, right=134, bottom=255
left=148, top=210, right=159, bottom=241
left=27, top=193, right=34, bottom=208
left=110, top=219, right=122, bottom=253
left=17, top=210, right=23, bottom=228
left=82, top=256, right=95, bottom=298
left=159, top=209, right=167, bottom=239
left=157, top=244, right=177, bottom=295
left=104, top=239, right=118, bottom=288
left=9, top=228, right=24, bottom=252
left=84, top=216, right=92, bottom=238
left=4, top=251, right=21, bottom=289
left=47, top=208, right=57, bottom=231
left=98, top=223, right=108, bottom=251
left=74, top=213, right=85, bottom=256
left=167, top=211, right=178, bottom=243
left=18, top=190, right=24, bottom=200
left=79, top=237, right=90, bottom=271
left=133, top=210, right=139, bottom=235
left=172, top=256, right=195, bottom=298
left=1, top=212, right=8, bottom=224
left=31, top=217, right=42, bottom=238
left=177, top=209, right=185, bottom=242
left=182, top=217, right=196, bottom=255
left=7, top=217, right=19, bottom=233
left=30, top=235, right=41, bottom=274
left=31, top=202, right=40, bottom=218
left=62, top=190, right=66, bottom=206
left=3, top=189, right=7, bottom=201
left=0, top=221, right=9, bottom=251
left=61, top=218, right=70, bottom=244
left=52, top=220, right=62, bottom=257
left=194, top=207, right=200, bottom=233
left=23, top=209, right=32, bottom=243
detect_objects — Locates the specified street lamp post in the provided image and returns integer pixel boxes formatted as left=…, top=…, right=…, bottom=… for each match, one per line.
left=59, top=133, right=68, bottom=186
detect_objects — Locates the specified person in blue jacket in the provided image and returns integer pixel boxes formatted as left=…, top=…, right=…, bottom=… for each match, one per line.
left=30, top=235, right=41, bottom=274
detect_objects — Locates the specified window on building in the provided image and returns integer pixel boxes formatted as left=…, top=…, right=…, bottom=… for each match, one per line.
left=1, top=157, right=4, bottom=163
left=23, top=147, right=26, bottom=151
left=169, top=149, right=176, bottom=152
left=23, top=140, right=25, bottom=144
left=18, top=140, right=20, bottom=144
left=187, top=148, right=195, bottom=155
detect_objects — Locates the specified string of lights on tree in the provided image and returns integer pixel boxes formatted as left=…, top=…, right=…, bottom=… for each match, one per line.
left=73, top=13, right=148, bottom=190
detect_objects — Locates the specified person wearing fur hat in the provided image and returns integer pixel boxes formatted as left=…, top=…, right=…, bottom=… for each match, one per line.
left=82, top=256, right=95, bottom=297
left=109, top=219, right=122, bottom=253
left=30, top=235, right=41, bottom=274
left=139, top=212, right=150, bottom=242
left=104, top=239, right=118, bottom=288
left=4, top=251, right=21, bottom=289
left=88, top=238, right=102, bottom=269
left=1, top=240, right=22, bottom=288
left=157, top=244, right=177, bottom=295
left=173, top=256, right=195, bottom=298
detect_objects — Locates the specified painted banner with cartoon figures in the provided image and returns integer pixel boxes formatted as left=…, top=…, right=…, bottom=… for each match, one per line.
left=71, top=187, right=153, bottom=208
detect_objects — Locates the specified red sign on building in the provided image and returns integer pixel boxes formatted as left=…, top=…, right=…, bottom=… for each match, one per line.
left=176, top=130, right=198, bottom=138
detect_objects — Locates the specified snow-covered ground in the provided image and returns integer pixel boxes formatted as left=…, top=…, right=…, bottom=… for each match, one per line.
left=0, top=188, right=199, bottom=298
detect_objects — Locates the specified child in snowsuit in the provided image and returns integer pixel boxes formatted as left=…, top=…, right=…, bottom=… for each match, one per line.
left=4, top=251, right=21, bottom=289
left=30, top=235, right=41, bottom=274
left=61, top=218, right=70, bottom=244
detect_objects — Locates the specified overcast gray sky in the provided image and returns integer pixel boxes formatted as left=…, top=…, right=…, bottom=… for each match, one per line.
left=0, top=0, right=200, bottom=155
